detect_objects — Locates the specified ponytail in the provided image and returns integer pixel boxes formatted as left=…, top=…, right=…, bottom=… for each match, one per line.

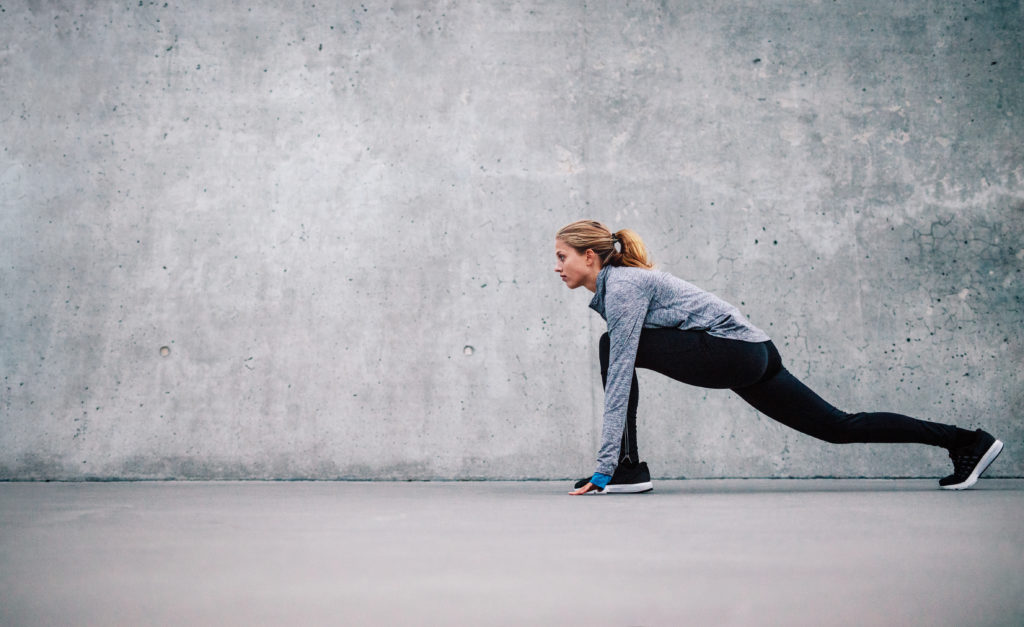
left=556, top=220, right=653, bottom=269
left=610, top=229, right=652, bottom=268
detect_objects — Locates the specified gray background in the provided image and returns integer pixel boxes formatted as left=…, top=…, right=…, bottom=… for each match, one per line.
left=1, top=1, right=1021, bottom=480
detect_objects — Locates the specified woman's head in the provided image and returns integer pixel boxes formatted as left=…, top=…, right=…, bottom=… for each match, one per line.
left=555, top=220, right=653, bottom=270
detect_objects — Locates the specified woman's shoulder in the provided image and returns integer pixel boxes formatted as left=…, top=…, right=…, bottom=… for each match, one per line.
left=607, top=264, right=661, bottom=278
left=606, top=265, right=669, bottom=285
left=603, top=266, right=665, bottom=297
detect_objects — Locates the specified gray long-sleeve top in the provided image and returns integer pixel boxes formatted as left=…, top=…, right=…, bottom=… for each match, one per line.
left=588, top=265, right=771, bottom=476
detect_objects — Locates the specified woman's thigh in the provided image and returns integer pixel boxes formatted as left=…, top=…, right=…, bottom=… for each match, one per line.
left=634, top=328, right=770, bottom=389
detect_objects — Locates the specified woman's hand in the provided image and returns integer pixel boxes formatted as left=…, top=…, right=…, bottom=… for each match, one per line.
left=568, top=482, right=602, bottom=495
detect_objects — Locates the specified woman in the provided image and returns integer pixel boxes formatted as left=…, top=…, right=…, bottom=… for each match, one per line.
left=554, top=220, right=1003, bottom=495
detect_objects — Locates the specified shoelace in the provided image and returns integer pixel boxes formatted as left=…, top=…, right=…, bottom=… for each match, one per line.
left=949, top=450, right=982, bottom=477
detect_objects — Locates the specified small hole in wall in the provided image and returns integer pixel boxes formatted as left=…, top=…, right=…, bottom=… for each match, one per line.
left=160, top=346, right=171, bottom=357
left=463, top=346, right=474, bottom=356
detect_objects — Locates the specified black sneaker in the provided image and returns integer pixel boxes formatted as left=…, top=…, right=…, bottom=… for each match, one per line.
left=939, top=429, right=1003, bottom=490
left=573, top=461, right=653, bottom=493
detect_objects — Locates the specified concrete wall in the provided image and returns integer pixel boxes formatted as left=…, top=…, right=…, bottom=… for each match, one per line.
left=2, top=1, right=1021, bottom=480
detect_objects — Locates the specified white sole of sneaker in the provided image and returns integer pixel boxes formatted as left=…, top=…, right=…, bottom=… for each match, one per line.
left=601, top=482, right=653, bottom=494
left=941, top=439, right=1003, bottom=490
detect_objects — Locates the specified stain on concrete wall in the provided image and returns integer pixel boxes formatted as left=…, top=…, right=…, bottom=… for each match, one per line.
left=1, top=1, right=1020, bottom=480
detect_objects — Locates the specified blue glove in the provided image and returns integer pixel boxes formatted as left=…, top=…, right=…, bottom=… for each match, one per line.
left=590, top=472, right=612, bottom=489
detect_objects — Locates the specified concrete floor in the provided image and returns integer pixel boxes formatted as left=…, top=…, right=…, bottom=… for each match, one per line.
left=1, top=480, right=1022, bottom=627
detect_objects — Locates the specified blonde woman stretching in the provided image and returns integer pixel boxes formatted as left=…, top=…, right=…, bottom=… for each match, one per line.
left=554, top=220, right=1002, bottom=495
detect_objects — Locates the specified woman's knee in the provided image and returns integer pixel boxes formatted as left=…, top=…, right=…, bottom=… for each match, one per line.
left=796, top=409, right=864, bottom=444
left=821, top=413, right=867, bottom=444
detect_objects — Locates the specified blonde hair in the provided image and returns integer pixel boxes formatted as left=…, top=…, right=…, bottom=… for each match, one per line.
left=556, top=220, right=653, bottom=269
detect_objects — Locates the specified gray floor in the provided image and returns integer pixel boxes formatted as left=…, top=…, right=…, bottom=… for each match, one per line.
left=1, top=479, right=1022, bottom=627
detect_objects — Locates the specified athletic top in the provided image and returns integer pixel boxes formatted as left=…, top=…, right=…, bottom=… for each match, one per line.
left=587, top=265, right=770, bottom=479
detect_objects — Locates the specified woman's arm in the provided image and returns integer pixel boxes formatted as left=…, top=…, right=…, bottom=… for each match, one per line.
left=589, top=279, right=650, bottom=479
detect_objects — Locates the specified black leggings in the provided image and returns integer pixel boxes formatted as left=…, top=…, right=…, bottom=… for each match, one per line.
left=599, top=328, right=962, bottom=464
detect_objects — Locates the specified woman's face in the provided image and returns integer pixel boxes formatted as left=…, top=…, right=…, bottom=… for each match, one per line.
left=554, top=238, right=595, bottom=290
